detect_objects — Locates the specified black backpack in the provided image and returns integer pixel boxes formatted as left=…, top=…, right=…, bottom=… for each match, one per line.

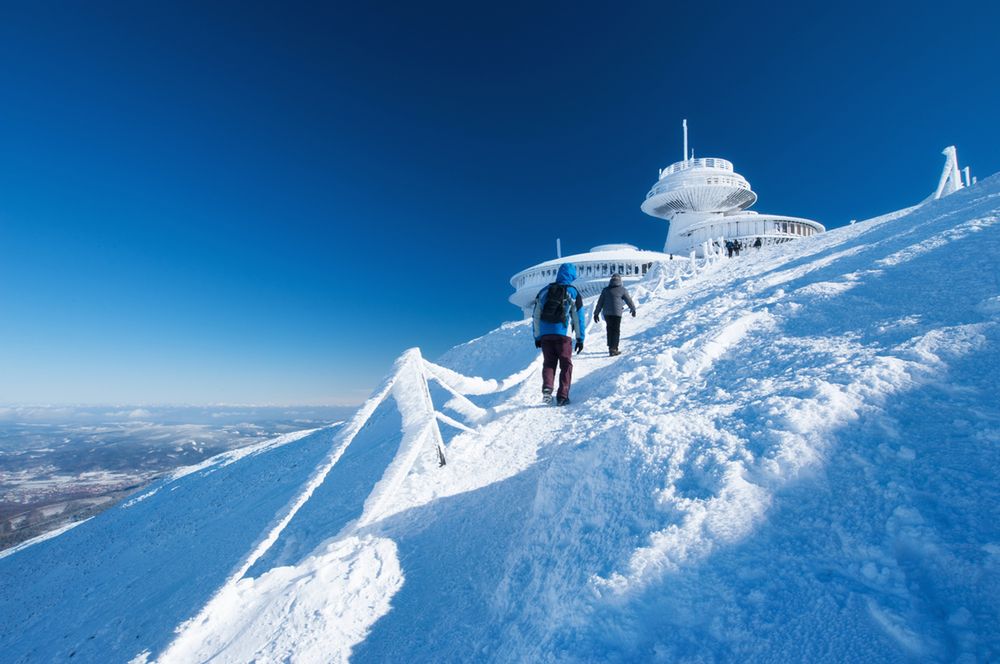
left=539, top=283, right=572, bottom=323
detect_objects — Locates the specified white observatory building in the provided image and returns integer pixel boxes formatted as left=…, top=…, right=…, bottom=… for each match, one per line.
left=509, top=243, right=669, bottom=317
left=641, top=120, right=825, bottom=255
left=509, top=120, right=829, bottom=315
left=509, top=124, right=975, bottom=316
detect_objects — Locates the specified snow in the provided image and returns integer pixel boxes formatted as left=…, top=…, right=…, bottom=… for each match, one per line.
left=0, top=516, right=93, bottom=560
left=2, top=175, right=1000, bottom=662
left=0, top=425, right=343, bottom=662
left=153, top=535, right=402, bottom=664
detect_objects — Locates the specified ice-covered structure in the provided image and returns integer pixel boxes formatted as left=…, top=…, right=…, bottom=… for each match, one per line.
left=508, top=243, right=668, bottom=317
left=508, top=124, right=975, bottom=317
left=641, top=120, right=825, bottom=256
left=3, top=169, right=999, bottom=663
left=928, top=145, right=975, bottom=201
left=509, top=121, right=828, bottom=315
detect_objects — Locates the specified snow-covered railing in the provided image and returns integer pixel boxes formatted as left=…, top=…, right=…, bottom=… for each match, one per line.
left=512, top=259, right=657, bottom=292
left=658, top=156, right=735, bottom=178
left=338, top=348, right=533, bottom=474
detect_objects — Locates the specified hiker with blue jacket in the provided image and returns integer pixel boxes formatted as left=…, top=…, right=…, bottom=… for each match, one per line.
left=532, top=263, right=586, bottom=406
left=594, top=273, right=636, bottom=356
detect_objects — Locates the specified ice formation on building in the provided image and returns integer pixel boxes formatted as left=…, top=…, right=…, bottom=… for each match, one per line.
left=509, top=121, right=827, bottom=315
left=641, top=120, right=825, bottom=255
left=509, top=243, right=668, bottom=317
left=509, top=122, right=976, bottom=317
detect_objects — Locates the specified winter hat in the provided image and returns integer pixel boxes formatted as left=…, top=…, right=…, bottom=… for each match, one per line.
left=610, top=274, right=623, bottom=286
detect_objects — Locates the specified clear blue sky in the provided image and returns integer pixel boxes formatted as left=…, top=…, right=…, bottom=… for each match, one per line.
left=2, top=1, right=998, bottom=405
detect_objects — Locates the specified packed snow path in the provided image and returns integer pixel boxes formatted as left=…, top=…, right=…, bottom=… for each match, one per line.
left=2, top=175, right=1000, bottom=662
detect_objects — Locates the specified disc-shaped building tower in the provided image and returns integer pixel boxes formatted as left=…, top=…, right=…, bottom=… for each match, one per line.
left=509, top=243, right=667, bottom=318
left=642, top=120, right=824, bottom=256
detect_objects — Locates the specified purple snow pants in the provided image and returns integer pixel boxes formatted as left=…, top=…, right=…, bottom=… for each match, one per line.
left=540, top=334, right=574, bottom=400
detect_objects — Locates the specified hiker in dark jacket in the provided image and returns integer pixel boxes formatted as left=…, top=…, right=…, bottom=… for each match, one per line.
left=532, top=263, right=585, bottom=406
left=594, top=274, right=636, bottom=356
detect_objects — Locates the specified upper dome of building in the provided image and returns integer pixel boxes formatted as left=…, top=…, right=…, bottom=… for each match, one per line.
left=589, top=243, right=638, bottom=252
left=640, top=157, right=757, bottom=219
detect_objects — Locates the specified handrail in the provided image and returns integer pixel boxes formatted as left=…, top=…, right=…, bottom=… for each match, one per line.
left=646, top=175, right=751, bottom=199
left=512, top=259, right=657, bottom=290
left=659, top=157, right=734, bottom=178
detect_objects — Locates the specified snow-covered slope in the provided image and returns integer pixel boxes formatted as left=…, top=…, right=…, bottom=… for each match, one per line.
left=2, top=176, right=999, bottom=662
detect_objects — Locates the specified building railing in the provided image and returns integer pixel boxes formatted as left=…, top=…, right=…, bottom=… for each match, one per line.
left=511, top=260, right=655, bottom=290
left=646, top=174, right=751, bottom=200
left=679, top=216, right=824, bottom=244
left=658, top=157, right=734, bottom=178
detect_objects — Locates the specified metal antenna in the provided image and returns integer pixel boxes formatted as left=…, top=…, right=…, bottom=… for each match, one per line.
left=682, top=119, right=688, bottom=164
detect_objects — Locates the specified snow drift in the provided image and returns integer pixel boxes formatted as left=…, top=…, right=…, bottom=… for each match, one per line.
left=2, top=175, right=1000, bottom=662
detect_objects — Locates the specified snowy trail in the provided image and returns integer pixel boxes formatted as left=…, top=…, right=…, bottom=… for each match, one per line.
left=355, top=180, right=1000, bottom=662
left=3, top=177, right=999, bottom=663
left=163, top=181, right=1000, bottom=662
left=151, top=309, right=639, bottom=663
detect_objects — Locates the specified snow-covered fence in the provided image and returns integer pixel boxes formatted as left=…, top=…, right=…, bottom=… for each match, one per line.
left=337, top=348, right=536, bottom=475
left=194, top=347, right=511, bottom=597
left=634, top=250, right=726, bottom=302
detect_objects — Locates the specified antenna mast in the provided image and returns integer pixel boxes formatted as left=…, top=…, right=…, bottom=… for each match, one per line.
left=682, top=119, right=688, bottom=163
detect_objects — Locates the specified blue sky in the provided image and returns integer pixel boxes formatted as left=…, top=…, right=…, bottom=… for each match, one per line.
left=1, top=1, right=998, bottom=405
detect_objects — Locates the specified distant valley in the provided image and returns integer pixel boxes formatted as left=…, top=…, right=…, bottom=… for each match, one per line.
left=0, top=405, right=355, bottom=550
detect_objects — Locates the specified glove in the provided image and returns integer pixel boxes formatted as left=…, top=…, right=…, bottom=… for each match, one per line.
left=575, top=340, right=584, bottom=354
left=535, top=339, right=542, bottom=349
left=631, top=310, right=636, bottom=317
left=593, top=314, right=600, bottom=323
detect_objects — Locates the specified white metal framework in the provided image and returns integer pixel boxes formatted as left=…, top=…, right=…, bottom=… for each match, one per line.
left=928, top=145, right=974, bottom=201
